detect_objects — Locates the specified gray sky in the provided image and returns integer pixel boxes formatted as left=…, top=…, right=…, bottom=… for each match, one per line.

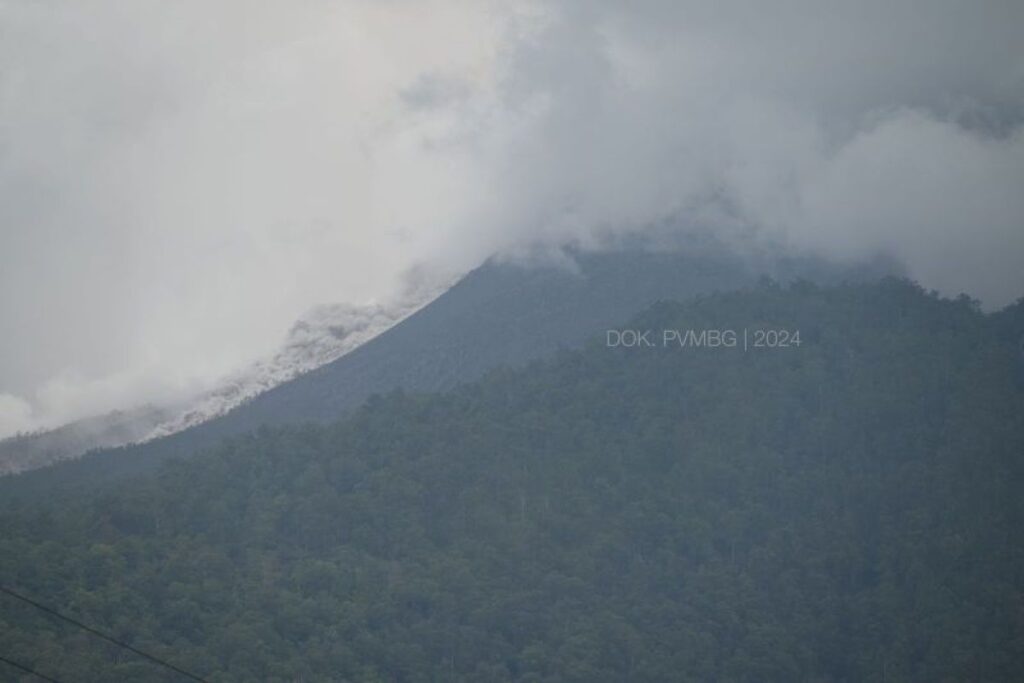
left=1, top=0, right=1022, bottom=436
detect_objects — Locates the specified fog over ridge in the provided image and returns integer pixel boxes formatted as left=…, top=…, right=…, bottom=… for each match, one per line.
left=1, top=0, right=1022, bottom=437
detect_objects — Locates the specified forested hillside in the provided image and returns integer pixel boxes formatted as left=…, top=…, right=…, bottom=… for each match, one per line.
left=2, top=279, right=1022, bottom=682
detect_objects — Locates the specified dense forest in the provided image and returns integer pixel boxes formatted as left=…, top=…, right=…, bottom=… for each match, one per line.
left=1, top=279, right=1022, bottom=681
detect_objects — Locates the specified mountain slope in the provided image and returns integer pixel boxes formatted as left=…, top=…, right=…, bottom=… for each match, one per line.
left=0, top=405, right=174, bottom=475
left=143, top=282, right=448, bottom=442
left=0, top=247, right=895, bottom=498
left=0, top=282, right=446, bottom=475
left=2, top=279, right=1021, bottom=681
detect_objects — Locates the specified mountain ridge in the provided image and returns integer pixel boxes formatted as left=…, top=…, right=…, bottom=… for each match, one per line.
left=0, top=246, right=897, bottom=500
left=0, top=279, right=448, bottom=475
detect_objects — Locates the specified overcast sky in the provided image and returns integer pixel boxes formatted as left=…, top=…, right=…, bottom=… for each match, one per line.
left=1, top=0, right=1022, bottom=437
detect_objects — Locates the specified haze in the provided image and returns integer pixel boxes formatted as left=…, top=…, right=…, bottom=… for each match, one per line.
left=1, top=0, right=1022, bottom=437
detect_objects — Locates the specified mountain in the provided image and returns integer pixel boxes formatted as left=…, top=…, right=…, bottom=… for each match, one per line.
left=2, top=279, right=1021, bottom=681
left=0, top=281, right=447, bottom=476
left=0, top=246, right=896, bottom=499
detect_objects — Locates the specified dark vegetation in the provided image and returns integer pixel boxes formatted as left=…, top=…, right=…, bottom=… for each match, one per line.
left=2, top=279, right=1022, bottom=681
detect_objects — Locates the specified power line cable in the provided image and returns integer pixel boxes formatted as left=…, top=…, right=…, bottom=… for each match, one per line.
left=0, top=653, right=68, bottom=683
left=0, top=585, right=210, bottom=683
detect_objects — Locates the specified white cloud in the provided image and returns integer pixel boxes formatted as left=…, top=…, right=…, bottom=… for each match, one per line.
left=794, top=111, right=1024, bottom=305
left=0, top=394, right=33, bottom=437
left=1, top=0, right=1022, bottom=436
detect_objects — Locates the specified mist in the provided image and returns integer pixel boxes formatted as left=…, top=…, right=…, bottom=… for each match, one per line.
left=1, top=0, right=1022, bottom=437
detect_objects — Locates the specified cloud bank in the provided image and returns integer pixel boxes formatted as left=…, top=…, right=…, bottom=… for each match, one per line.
left=1, top=0, right=1022, bottom=435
